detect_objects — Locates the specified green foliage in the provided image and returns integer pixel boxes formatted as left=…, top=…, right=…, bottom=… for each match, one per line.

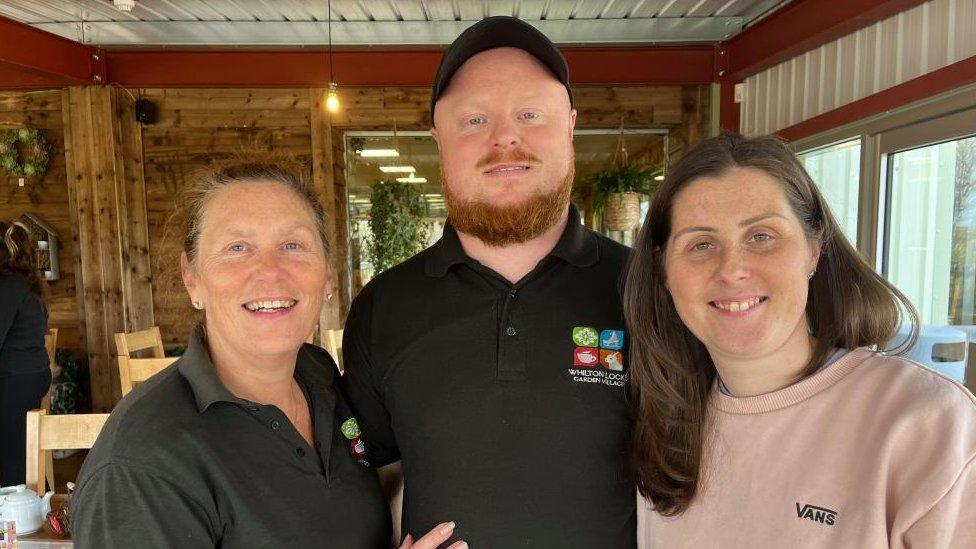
left=50, top=348, right=79, bottom=414
left=583, top=163, right=661, bottom=213
left=0, top=127, right=51, bottom=179
left=166, top=345, right=186, bottom=357
left=366, top=180, right=429, bottom=274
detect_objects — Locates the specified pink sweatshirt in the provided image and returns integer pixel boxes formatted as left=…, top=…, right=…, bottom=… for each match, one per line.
left=638, top=349, right=976, bottom=548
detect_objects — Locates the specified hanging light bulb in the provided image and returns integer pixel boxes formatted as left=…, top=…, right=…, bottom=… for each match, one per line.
left=323, top=0, right=340, bottom=113
left=326, top=82, right=340, bottom=113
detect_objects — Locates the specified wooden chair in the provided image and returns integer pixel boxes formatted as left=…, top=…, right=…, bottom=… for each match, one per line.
left=118, top=356, right=178, bottom=397
left=25, top=409, right=109, bottom=495
left=40, top=328, right=58, bottom=411
left=323, top=328, right=344, bottom=373
left=114, top=326, right=165, bottom=358
left=39, top=328, right=59, bottom=490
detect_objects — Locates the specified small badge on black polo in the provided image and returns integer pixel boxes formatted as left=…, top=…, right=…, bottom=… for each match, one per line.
left=340, top=417, right=371, bottom=467
left=569, top=326, right=628, bottom=387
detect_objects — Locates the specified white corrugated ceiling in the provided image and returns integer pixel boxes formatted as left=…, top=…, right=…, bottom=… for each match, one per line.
left=0, top=0, right=791, bottom=46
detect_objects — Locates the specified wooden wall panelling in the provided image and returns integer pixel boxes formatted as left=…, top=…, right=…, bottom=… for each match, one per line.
left=0, top=90, right=82, bottom=353
left=115, top=90, right=154, bottom=334
left=309, top=88, right=343, bottom=332
left=62, top=86, right=151, bottom=410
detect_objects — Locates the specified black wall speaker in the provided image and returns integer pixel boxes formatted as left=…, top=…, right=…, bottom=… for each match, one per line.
left=135, top=99, right=156, bottom=124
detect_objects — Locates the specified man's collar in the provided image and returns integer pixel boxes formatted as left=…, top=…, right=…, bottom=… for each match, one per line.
left=424, top=203, right=598, bottom=278
left=178, top=325, right=335, bottom=413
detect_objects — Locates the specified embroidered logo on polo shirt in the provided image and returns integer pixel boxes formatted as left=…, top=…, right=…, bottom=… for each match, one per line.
left=340, top=417, right=370, bottom=467
left=573, top=347, right=599, bottom=367
left=568, top=326, right=628, bottom=387
left=572, top=326, right=600, bottom=347
left=340, top=417, right=361, bottom=439
left=600, top=329, right=624, bottom=350
left=600, top=350, right=624, bottom=371
left=795, top=502, right=838, bottom=526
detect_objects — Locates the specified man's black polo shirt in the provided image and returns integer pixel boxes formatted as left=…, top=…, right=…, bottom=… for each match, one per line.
left=342, top=205, right=636, bottom=548
left=71, top=327, right=390, bottom=548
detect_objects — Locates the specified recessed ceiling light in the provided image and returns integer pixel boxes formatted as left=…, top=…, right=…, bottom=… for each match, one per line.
left=397, top=173, right=427, bottom=183
left=379, top=165, right=417, bottom=173
left=357, top=149, right=400, bottom=158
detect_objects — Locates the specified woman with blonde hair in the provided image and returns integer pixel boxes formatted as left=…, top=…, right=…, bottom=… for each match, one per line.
left=71, top=163, right=463, bottom=548
left=0, top=220, right=51, bottom=485
left=626, top=133, right=975, bottom=547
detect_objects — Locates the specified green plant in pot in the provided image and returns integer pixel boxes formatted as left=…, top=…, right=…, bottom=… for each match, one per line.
left=366, top=180, right=429, bottom=274
left=585, top=163, right=660, bottom=231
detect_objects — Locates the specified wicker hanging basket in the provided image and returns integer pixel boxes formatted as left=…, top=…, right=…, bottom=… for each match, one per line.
left=602, top=191, right=641, bottom=231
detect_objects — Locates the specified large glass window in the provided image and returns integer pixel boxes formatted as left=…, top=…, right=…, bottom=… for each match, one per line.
left=884, top=135, right=976, bottom=325
left=799, top=139, right=861, bottom=244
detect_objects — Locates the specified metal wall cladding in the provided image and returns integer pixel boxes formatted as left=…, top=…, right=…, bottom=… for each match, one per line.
left=741, top=0, right=976, bottom=136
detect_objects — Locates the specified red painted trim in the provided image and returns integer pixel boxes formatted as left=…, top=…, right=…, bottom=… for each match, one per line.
left=724, top=0, right=927, bottom=81
left=105, top=47, right=715, bottom=87
left=777, top=55, right=976, bottom=142
left=0, top=15, right=95, bottom=85
left=719, top=80, right=741, bottom=133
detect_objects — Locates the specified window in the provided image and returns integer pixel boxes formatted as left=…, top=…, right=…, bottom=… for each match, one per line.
left=884, top=135, right=976, bottom=325
left=798, top=139, right=860, bottom=244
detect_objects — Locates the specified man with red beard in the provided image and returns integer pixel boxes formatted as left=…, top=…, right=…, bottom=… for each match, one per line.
left=342, top=17, right=635, bottom=548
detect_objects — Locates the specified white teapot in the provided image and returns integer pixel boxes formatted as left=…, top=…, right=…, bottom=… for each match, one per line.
left=0, top=484, right=53, bottom=535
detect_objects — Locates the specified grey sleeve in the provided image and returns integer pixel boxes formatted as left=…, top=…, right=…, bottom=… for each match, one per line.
left=71, top=461, right=216, bottom=549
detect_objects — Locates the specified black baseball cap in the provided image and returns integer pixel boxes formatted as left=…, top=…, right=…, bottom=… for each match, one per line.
left=430, top=16, right=573, bottom=121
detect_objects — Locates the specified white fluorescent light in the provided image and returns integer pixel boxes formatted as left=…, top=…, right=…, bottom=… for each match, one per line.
left=379, top=165, right=417, bottom=173
left=357, top=149, right=400, bottom=158
left=397, top=174, right=427, bottom=183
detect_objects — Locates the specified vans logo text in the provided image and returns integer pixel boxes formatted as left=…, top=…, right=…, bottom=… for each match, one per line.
left=795, top=502, right=837, bottom=526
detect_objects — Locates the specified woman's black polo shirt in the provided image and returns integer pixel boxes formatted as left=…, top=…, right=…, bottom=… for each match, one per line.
left=71, top=327, right=391, bottom=548
left=342, top=205, right=636, bottom=548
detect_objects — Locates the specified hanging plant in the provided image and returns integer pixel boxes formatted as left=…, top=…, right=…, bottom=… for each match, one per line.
left=0, top=127, right=52, bottom=178
left=366, top=180, right=429, bottom=274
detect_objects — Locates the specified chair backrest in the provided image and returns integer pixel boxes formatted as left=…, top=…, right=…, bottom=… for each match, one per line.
left=40, top=328, right=58, bottom=411
left=25, top=409, right=109, bottom=495
left=118, top=356, right=178, bottom=397
left=323, top=328, right=344, bottom=373
left=114, top=326, right=165, bottom=358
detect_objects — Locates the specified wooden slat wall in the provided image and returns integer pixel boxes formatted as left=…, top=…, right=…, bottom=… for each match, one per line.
left=0, top=90, right=82, bottom=353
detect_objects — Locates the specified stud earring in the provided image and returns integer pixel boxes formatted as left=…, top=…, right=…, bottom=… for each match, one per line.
left=192, top=300, right=202, bottom=309
left=808, top=269, right=816, bottom=279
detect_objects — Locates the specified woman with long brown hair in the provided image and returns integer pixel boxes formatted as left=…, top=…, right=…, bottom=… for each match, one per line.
left=626, top=133, right=975, bottom=547
left=0, top=220, right=51, bottom=485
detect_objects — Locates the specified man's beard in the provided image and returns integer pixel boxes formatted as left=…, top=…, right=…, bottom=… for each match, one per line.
left=443, top=150, right=574, bottom=247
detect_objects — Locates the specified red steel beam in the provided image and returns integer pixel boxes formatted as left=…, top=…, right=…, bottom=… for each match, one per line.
left=777, top=55, right=976, bottom=142
left=723, top=0, right=927, bottom=82
left=0, top=15, right=99, bottom=86
left=105, top=47, right=716, bottom=87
